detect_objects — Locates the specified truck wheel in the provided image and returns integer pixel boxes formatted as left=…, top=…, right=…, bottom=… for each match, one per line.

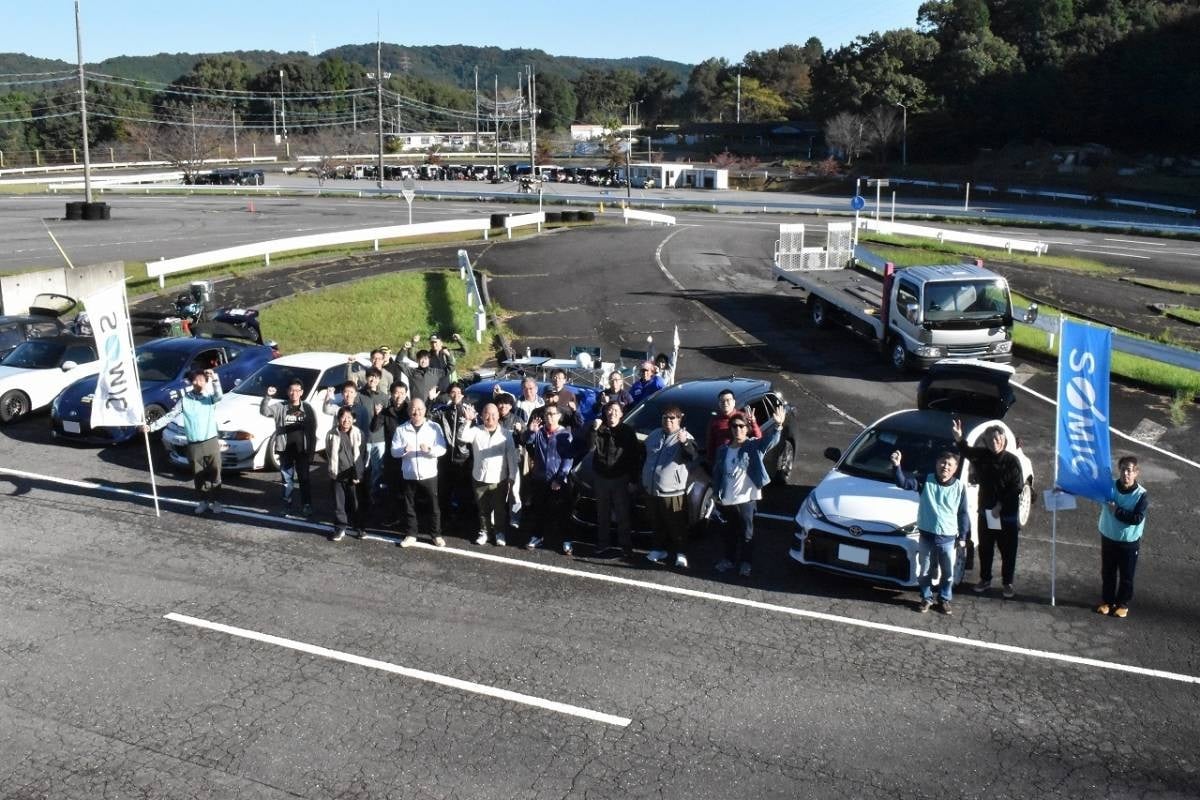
left=1018, top=480, right=1033, bottom=526
left=0, top=390, right=31, bottom=423
left=888, top=339, right=910, bottom=372
left=809, top=297, right=831, bottom=329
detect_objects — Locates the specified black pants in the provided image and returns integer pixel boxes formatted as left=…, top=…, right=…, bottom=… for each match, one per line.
left=440, top=458, right=474, bottom=518
left=279, top=446, right=312, bottom=507
left=719, top=500, right=756, bottom=565
left=332, top=470, right=363, bottom=529
left=977, top=515, right=1020, bottom=585
left=187, top=437, right=222, bottom=502
left=528, top=480, right=569, bottom=548
left=473, top=480, right=510, bottom=536
left=402, top=476, right=441, bottom=538
left=1101, top=536, right=1140, bottom=607
left=593, top=473, right=633, bottom=550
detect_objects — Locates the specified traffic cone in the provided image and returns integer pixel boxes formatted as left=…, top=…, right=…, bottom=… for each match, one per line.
left=247, top=200, right=255, bottom=213
left=599, top=202, right=604, bottom=214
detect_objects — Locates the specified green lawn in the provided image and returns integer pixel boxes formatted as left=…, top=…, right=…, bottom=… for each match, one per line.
left=859, top=232, right=1120, bottom=275
left=1163, top=307, right=1200, bottom=326
left=1122, top=277, right=1200, bottom=296
left=258, top=270, right=496, bottom=371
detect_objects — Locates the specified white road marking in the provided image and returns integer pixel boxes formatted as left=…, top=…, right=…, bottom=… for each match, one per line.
left=3, top=465, right=1198, bottom=686
left=1072, top=248, right=1151, bottom=260
left=164, top=612, right=631, bottom=727
left=1104, top=238, right=1165, bottom=246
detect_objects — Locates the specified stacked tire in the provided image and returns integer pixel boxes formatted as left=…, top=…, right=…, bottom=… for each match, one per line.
left=545, top=211, right=563, bottom=223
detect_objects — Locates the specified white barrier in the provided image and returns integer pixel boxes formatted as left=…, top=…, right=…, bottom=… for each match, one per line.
left=623, top=208, right=676, bottom=226
left=504, top=211, right=545, bottom=238
left=859, top=218, right=1048, bottom=255
left=147, top=218, right=493, bottom=286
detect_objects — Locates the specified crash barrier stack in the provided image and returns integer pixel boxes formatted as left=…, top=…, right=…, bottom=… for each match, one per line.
left=852, top=245, right=1200, bottom=373
left=146, top=215, right=544, bottom=287
left=0, top=261, right=125, bottom=316
left=623, top=208, right=676, bottom=226
left=858, top=218, right=1049, bottom=255
left=456, top=249, right=487, bottom=344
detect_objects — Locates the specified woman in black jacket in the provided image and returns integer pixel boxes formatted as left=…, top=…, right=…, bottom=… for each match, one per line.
left=953, top=418, right=1025, bottom=598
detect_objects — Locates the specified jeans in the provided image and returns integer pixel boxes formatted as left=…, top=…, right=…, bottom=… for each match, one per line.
left=365, top=441, right=387, bottom=498
left=917, top=532, right=958, bottom=602
left=279, top=447, right=312, bottom=507
left=1101, top=536, right=1140, bottom=607
left=719, top=500, right=756, bottom=564
left=978, top=515, right=1020, bottom=585
left=593, top=473, right=633, bottom=550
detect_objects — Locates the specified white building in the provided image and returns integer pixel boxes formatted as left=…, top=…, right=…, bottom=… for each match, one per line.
left=620, top=162, right=729, bottom=190
left=570, top=124, right=637, bottom=141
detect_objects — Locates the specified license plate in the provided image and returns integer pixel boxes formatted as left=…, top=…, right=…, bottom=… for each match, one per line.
left=837, top=543, right=870, bottom=566
left=62, top=421, right=81, bottom=434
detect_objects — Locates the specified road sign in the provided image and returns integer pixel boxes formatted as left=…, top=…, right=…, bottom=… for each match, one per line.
left=850, top=195, right=866, bottom=211
left=401, top=176, right=416, bottom=203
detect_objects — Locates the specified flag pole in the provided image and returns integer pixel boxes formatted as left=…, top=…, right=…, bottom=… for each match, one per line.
left=1050, top=314, right=1064, bottom=607
left=121, top=284, right=160, bottom=518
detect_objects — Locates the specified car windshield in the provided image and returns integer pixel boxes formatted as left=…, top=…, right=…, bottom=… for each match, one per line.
left=923, top=279, right=1011, bottom=321
left=136, top=349, right=191, bottom=383
left=1, top=339, right=65, bottom=369
left=0, top=322, right=23, bottom=353
left=232, top=363, right=320, bottom=397
left=840, top=424, right=957, bottom=483
left=623, top=395, right=714, bottom=449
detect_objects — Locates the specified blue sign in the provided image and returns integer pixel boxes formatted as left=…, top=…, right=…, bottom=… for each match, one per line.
left=850, top=195, right=866, bottom=211
left=1055, top=319, right=1113, bottom=502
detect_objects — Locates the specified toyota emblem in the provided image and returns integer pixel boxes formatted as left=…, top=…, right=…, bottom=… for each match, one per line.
left=848, top=525, right=864, bottom=537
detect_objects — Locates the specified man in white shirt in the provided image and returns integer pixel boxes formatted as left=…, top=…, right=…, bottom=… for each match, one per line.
left=460, top=403, right=520, bottom=547
left=390, top=398, right=448, bottom=547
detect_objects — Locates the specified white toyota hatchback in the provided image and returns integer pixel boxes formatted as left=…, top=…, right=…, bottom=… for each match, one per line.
left=0, top=336, right=100, bottom=424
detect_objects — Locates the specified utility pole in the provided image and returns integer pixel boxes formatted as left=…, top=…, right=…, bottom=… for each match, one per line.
left=895, top=101, right=908, bottom=167
left=232, top=109, right=238, bottom=158
left=272, top=98, right=277, bottom=139
left=474, top=66, right=480, bottom=151
left=352, top=96, right=357, bottom=132
left=190, top=103, right=197, bottom=157
left=528, top=66, right=537, bottom=175
left=494, top=74, right=500, bottom=178
left=74, top=0, right=92, bottom=203
left=375, top=31, right=385, bottom=190
left=279, top=69, right=287, bottom=142
left=736, top=71, right=742, bottom=124
left=517, top=71, right=524, bottom=145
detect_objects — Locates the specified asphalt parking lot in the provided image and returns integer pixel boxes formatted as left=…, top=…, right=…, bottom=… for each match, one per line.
left=1, top=204, right=1198, bottom=799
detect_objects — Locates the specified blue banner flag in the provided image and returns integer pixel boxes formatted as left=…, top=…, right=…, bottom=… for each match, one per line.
left=1055, top=319, right=1113, bottom=502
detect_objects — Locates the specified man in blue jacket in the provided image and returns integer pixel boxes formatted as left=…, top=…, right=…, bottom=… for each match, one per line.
left=712, top=407, right=785, bottom=578
left=891, top=448, right=970, bottom=615
left=144, top=368, right=224, bottom=515
left=1096, top=456, right=1149, bottom=619
left=522, top=404, right=575, bottom=554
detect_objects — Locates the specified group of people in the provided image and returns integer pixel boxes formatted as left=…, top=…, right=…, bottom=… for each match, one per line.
left=146, top=335, right=1151, bottom=614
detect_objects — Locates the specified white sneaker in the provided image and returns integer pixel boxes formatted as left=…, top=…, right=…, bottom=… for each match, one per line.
left=674, top=553, right=689, bottom=569
left=475, top=531, right=489, bottom=546
left=193, top=501, right=209, bottom=515
left=562, top=541, right=573, bottom=556
left=526, top=536, right=543, bottom=550
left=400, top=535, right=417, bottom=548
left=432, top=536, right=446, bottom=548
left=646, top=549, right=668, bottom=564
left=209, top=501, right=223, bottom=515
left=494, top=533, right=506, bottom=547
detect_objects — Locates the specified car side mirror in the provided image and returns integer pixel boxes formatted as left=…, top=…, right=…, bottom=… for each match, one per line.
left=1023, top=303, right=1039, bottom=324
left=823, top=447, right=841, bottom=462
left=61, top=360, right=78, bottom=371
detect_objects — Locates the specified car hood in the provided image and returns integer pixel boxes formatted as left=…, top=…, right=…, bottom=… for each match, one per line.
left=806, top=470, right=918, bottom=533
left=0, top=364, right=36, bottom=382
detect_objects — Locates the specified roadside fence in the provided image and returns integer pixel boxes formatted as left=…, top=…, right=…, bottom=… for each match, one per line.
left=624, top=208, right=676, bottom=226
left=504, top=211, right=545, bottom=238
left=457, top=249, right=488, bottom=343
left=858, top=217, right=1049, bottom=255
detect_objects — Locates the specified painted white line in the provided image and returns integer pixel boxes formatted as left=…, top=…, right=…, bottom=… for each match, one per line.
left=1104, top=238, right=1165, bottom=246
left=164, top=612, right=631, bottom=727
left=755, top=511, right=795, bottom=522
left=1072, top=248, right=1151, bottom=260
left=1011, top=383, right=1200, bottom=470
left=4, top=465, right=1199, bottom=686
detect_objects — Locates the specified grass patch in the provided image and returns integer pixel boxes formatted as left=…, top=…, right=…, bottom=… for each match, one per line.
left=1163, top=307, right=1200, bottom=326
left=859, top=231, right=1120, bottom=275
left=864, top=244, right=962, bottom=267
left=1122, top=276, right=1200, bottom=296
left=258, top=270, right=497, bottom=372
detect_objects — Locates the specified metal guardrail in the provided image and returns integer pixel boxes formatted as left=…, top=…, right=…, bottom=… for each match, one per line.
left=853, top=245, right=1200, bottom=373
left=859, top=217, right=1049, bottom=255
left=457, top=249, right=488, bottom=343
left=624, top=208, right=676, bottom=226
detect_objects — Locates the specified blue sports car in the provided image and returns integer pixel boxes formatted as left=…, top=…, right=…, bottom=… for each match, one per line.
left=50, top=334, right=278, bottom=444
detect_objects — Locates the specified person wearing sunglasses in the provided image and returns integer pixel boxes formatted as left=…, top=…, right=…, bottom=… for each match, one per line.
left=641, top=404, right=699, bottom=569
left=711, top=406, right=786, bottom=578
left=629, top=360, right=666, bottom=407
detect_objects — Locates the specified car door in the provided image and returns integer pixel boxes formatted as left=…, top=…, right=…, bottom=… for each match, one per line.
left=309, top=366, right=347, bottom=453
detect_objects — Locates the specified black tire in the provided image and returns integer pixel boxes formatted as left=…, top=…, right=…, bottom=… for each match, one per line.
left=561, top=210, right=580, bottom=222
left=773, top=439, right=795, bottom=484
left=64, top=201, right=85, bottom=220
left=545, top=211, right=563, bottom=223
left=489, top=212, right=509, bottom=229
left=143, top=404, right=167, bottom=435
left=888, top=338, right=911, bottom=372
left=809, top=296, right=831, bottom=329
left=265, top=445, right=280, bottom=472
left=1018, top=480, right=1033, bottom=527
left=0, top=390, right=31, bottom=423
left=579, top=210, right=595, bottom=222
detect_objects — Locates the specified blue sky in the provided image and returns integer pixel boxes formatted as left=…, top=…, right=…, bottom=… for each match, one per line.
left=9, top=0, right=925, bottom=66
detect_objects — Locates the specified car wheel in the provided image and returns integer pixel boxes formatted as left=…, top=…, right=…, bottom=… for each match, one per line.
left=888, top=338, right=910, bottom=372
left=1018, top=479, right=1033, bottom=527
left=143, top=404, right=166, bottom=431
left=265, top=445, right=279, bottom=472
left=0, top=390, right=31, bottom=423
left=773, top=439, right=795, bottom=484
left=809, top=296, right=830, bottom=329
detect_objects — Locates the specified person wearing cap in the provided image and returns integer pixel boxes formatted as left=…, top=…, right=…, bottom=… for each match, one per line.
left=629, top=361, right=666, bottom=407
left=492, top=388, right=528, bottom=436
left=404, top=333, right=463, bottom=383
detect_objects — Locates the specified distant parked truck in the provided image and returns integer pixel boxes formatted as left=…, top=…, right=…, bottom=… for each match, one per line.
left=772, top=223, right=1031, bottom=371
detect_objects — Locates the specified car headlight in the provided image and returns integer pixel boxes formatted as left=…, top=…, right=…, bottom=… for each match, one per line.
left=897, top=522, right=919, bottom=537
left=915, top=345, right=945, bottom=358
left=989, top=340, right=1013, bottom=354
left=219, top=430, right=255, bottom=441
left=804, top=493, right=826, bottom=521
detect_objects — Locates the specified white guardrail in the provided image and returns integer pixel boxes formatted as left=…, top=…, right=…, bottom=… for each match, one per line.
left=457, top=249, right=488, bottom=343
left=504, top=211, right=545, bottom=238
left=859, top=217, right=1049, bottom=255
left=146, top=217, right=533, bottom=286
left=623, top=208, right=676, bottom=226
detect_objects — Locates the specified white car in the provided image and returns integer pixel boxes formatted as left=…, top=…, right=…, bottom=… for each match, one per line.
left=788, top=360, right=1034, bottom=588
left=0, top=336, right=100, bottom=423
left=162, top=352, right=352, bottom=471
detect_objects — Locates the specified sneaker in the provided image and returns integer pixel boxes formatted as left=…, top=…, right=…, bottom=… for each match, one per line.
left=209, top=501, right=223, bottom=515
left=738, top=561, right=752, bottom=578
left=399, top=535, right=417, bottom=548
left=353, top=528, right=366, bottom=539
left=1002, top=583, right=1016, bottom=599
left=973, top=579, right=992, bottom=593
left=475, top=531, right=489, bottom=546
left=714, top=559, right=735, bottom=573
left=432, top=536, right=446, bottom=548
left=674, top=553, right=689, bottom=569
left=937, top=600, right=953, bottom=616
left=282, top=491, right=293, bottom=507
left=1095, top=603, right=1113, bottom=616
left=646, top=549, right=668, bottom=564
left=301, top=504, right=314, bottom=518
left=494, top=533, right=507, bottom=547
left=193, top=500, right=209, bottom=515
left=526, top=536, right=543, bottom=550
left=562, top=541, right=574, bottom=556
left=1113, top=606, right=1129, bottom=619
left=917, top=599, right=932, bottom=614
left=330, top=527, right=346, bottom=542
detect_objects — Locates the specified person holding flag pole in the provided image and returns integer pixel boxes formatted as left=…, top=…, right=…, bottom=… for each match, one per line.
left=83, top=282, right=161, bottom=517
left=1051, top=317, right=1115, bottom=607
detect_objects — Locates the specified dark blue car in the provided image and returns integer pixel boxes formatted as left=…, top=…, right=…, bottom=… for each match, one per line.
left=50, top=334, right=277, bottom=444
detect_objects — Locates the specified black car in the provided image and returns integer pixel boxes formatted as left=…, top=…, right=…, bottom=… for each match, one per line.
left=0, top=293, right=77, bottom=357
left=571, top=377, right=800, bottom=536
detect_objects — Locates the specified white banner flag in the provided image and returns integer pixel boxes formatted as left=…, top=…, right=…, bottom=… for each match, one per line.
left=84, top=282, right=144, bottom=428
